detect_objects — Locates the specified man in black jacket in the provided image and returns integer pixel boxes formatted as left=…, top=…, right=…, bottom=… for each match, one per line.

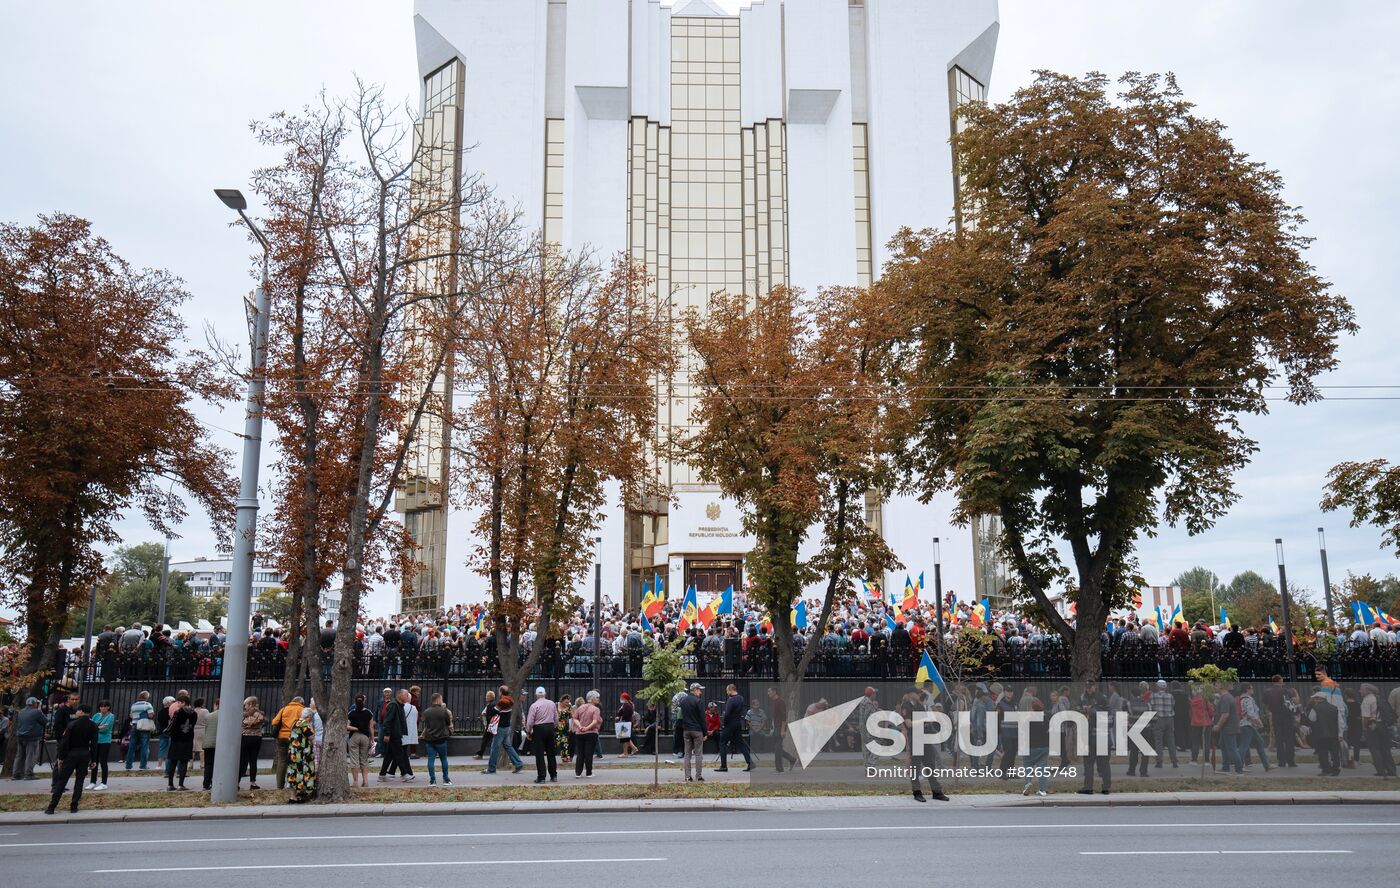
left=679, top=682, right=708, bottom=782
left=1307, top=691, right=1341, bottom=776
left=715, top=684, right=754, bottom=772
left=51, top=693, right=79, bottom=741
left=378, top=690, right=414, bottom=781
left=47, top=703, right=98, bottom=815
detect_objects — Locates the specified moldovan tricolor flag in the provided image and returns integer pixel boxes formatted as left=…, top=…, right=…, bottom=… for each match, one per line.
left=677, top=585, right=699, bottom=632
left=970, top=598, right=989, bottom=629
left=901, top=574, right=920, bottom=612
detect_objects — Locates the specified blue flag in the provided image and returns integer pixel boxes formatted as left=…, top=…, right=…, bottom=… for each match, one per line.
left=716, top=584, right=734, bottom=615
left=793, top=599, right=808, bottom=630
left=915, top=650, right=948, bottom=699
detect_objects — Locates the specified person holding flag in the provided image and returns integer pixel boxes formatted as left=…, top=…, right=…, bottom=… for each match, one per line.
left=901, top=679, right=949, bottom=803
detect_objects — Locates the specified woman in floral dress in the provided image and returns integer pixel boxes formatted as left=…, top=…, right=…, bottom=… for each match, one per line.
left=557, top=695, right=574, bottom=764
left=285, top=709, right=317, bottom=803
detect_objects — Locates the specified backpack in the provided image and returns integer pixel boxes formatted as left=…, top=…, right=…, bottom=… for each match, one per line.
left=1379, top=695, right=1397, bottom=728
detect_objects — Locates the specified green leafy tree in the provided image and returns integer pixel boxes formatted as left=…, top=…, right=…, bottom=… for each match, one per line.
left=254, top=586, right=293, bottom=625
left=636, top=637, right=688, bottom=786
left=1224, top=570, right=1276, bottom=604
left=1174, top=566, right=1223, bottom=624
left=200, top=589, right=229, bottom=625
left=881, top=72, right=1354, bottom=681
left=1323, top=460, right=1400, bottom=554
left=74, top=543, right=202, bottom=632
left=1337, top=572, right=1400, bottom=627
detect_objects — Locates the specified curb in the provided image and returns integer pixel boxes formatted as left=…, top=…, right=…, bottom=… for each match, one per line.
left=3, top=791, right=1397, bottom=825
left=1003, top=796, right=1400, bottom=808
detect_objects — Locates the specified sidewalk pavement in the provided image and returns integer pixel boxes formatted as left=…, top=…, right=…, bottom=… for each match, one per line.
left=1, top=752, right=756, bottom=795
left=1, top=790, right=1396, bottom=826
left=8, top=746, right=1389, bottom=795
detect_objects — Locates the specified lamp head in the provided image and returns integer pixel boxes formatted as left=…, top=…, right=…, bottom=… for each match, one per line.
left=214, top=189, right=248, bottom=211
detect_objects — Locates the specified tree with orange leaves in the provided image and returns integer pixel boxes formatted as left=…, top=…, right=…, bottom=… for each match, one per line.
left=880, top=72, right=1354, bottom=681
left=454, top=244, right=674, bottom=701
left=244, top=85, right=522, bottom=801
left=0, top=214, right=233, bottom=774
left=683, top=285, right=899, bottom=686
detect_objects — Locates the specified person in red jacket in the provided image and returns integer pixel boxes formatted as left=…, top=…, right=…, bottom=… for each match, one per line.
left=1188, top=685, right=1216, bottom=764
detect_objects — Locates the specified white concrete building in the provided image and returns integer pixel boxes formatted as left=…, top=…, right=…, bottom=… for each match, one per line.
left=169, top=556, right=341, bottom=616
left=405, top=0, right=1000, bottom=611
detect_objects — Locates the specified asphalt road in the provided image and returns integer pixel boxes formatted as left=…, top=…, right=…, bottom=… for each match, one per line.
left=1, top=804, right=1396, bottom=885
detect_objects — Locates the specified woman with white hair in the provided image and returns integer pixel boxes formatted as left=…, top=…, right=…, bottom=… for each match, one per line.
left=570, top=690, right=603, bottom=778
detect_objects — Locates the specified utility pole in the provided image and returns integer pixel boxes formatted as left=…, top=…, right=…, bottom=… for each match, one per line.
left=593, top=536, right=602, bottom=690
left=1275, top=538, right=1296, bottom=678
left=932, top=536, right=945, bottom=643
left=209, top=188, right=271, bottom=803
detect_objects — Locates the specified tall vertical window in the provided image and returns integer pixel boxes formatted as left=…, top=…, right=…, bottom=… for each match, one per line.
left=544, top=118, right=565, bottom=245
left=948, top=65, right=986, bottom=231
left=852, top=123, right=873, bottom=287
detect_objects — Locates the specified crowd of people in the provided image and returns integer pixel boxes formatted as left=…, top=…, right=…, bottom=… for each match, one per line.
left=45, top=585, right=1400, bottom=687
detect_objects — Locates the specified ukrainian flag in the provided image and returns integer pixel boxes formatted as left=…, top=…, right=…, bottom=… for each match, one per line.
left=915, top=650, right=948, bottom=700
left=1219, top=606, right=1230, bottom=628
left=1269, top=615, right=1280, bottom=634
left=792, top=599, right=808, bottom=630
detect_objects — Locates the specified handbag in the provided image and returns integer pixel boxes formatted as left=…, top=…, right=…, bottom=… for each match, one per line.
left=486, top=713, right=499, bottom=735
left=135, top=717, right=156, bottom=733
left=615, top=719, right=632, bottom=739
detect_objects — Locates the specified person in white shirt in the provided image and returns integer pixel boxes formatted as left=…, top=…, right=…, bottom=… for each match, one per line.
left=403, top=696, right=419, bottom=756
left=1369, top=624, right=1393, bottom=646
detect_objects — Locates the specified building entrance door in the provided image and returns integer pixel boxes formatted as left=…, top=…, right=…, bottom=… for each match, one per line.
left=684, top=558, right=740, bottom=596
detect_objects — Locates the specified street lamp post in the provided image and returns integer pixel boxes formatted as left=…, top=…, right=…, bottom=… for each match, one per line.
left=932, top=537, right=945, bottom=643
left=593, top=536, right=603, bottom=691
left=210, top=188, right=271, bottom=803
left=1275, top=538, right=1296, bottom=678
left=80, top=581, right=98, bottom=688
left=156, top=537, right=171, bottom=628
left=1318, top=527, right=1334, bottom=629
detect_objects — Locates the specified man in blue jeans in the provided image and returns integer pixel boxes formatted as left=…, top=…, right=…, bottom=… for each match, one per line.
left=124, top=692, right=156, bottom=770
left=482, top=688, right=524, bottom=774
left=420, top=693, right=454, bottom=786
left=1213, top=685, right=1243, bottom=773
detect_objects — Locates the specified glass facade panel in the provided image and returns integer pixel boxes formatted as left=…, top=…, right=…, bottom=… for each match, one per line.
left=948, top=65, right=987, bottom=231
left=397, top=57, right=466, bottom=614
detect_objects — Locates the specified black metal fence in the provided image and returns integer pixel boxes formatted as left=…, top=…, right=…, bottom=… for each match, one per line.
left=29, top=638, right=1397, bottom=728
left=60, top=638, right=1400, bottom=688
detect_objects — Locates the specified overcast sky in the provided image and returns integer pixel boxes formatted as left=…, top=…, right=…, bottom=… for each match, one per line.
left=2, top=1, right=1397, bottom=616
